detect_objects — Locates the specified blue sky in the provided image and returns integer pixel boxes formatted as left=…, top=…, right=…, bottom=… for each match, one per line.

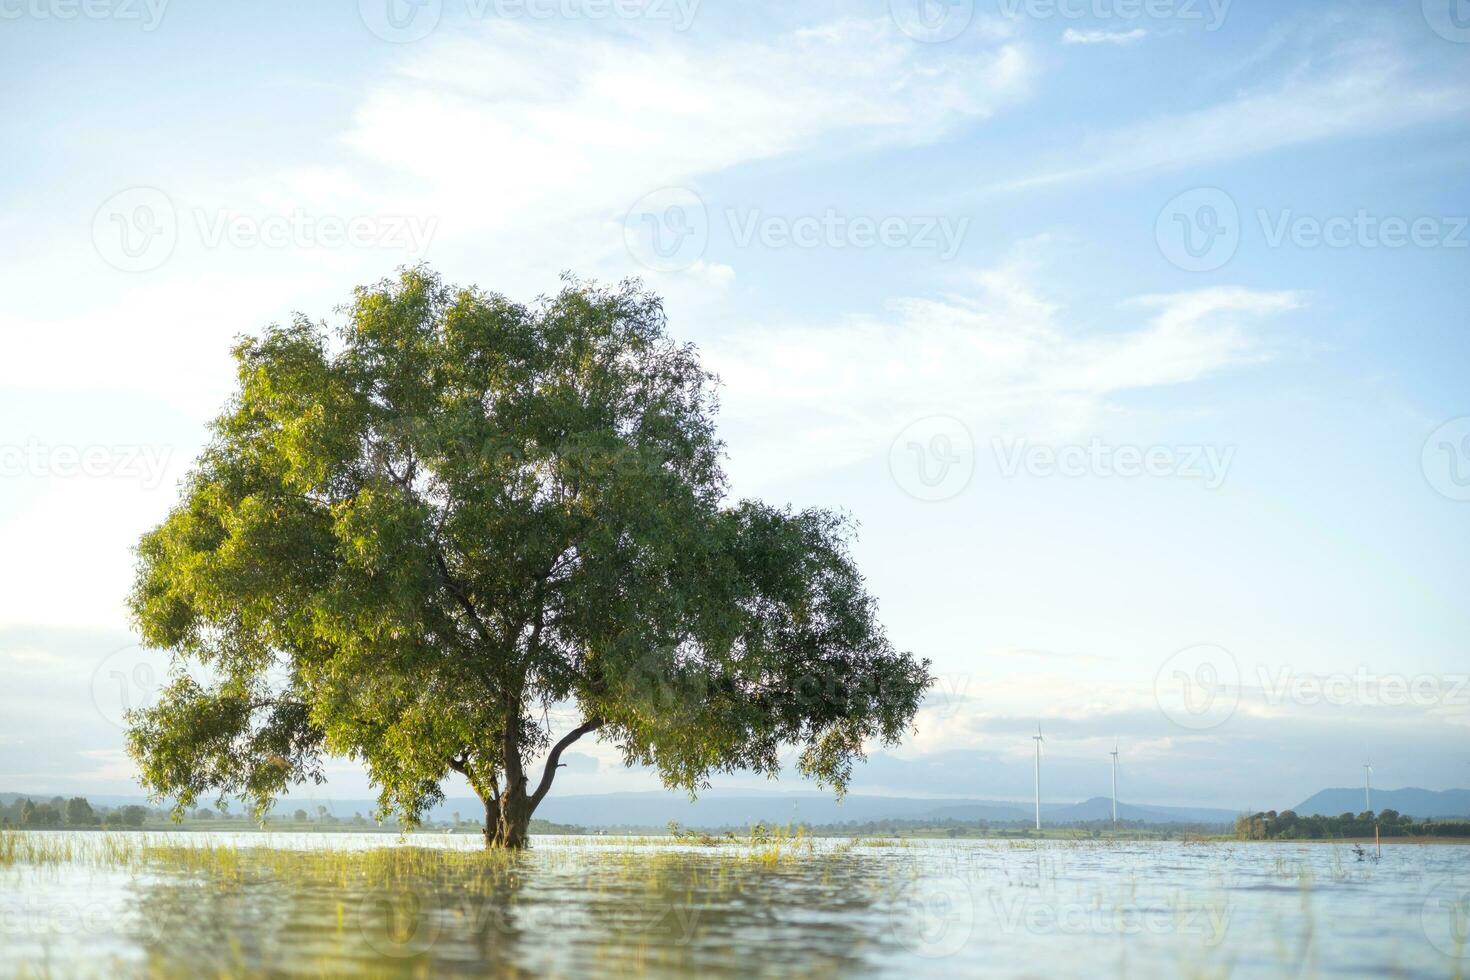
left=1, top=0, right=1467, bottom=811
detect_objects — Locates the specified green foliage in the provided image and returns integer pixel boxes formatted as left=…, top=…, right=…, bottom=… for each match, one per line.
left=126, top=269, right=931, bottom=839
left=27, top=803, right=61, bottom=828
left=0, top=796, right=156, bottom=831
left=103, top=805, right=150, bottom=829
left=1234, top=808, right=1470, bottom=839
left=64, top=797, right=97, bottom=827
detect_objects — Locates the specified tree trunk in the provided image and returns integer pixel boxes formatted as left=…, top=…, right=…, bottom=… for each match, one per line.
left=483, top=787, right=533, bottom=849
left=480, top=715, right=602, bottom=849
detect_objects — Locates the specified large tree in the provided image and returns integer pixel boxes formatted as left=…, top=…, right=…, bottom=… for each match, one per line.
left=127, top=269, right=930, bottom=847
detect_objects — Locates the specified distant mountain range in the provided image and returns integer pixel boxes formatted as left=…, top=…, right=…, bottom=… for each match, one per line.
left=438, top=791, right=1242, bottom=828
left=2, top=789, right=1239, bottom=828
left=1290, top=787, right=1470, bottom=819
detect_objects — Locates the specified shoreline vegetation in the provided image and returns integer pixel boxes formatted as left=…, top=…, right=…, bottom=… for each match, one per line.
left=1234, top=808, right=1470, bottom=841
left=6, top=794, right=1470, bottom=843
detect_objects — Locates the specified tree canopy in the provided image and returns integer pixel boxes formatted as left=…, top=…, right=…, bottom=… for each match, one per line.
left=127, top=268, right=931, bottom=846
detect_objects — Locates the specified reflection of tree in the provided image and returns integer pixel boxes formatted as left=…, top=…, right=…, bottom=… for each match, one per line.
left=127, top=864, right=290, bottom=975
left=107, top=845, right=900, bottom=976
left=462, top=853, right=528, bottom=968
left=536, top=851, right=887, bottom=976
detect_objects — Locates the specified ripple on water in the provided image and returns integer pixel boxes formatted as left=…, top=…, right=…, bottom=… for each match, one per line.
left=0, top=833, right=1466, bottom=978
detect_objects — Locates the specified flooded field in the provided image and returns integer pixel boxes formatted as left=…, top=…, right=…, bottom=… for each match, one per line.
left=1, top=831, right=1466, bottom=978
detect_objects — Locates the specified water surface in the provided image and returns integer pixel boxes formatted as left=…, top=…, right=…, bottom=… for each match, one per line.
left=2, top=832, right=1466, bottom=977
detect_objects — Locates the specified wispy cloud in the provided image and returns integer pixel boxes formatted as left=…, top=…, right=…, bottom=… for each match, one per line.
left=709, top=244, right=1301, bottom=484
left=988, top=646, right=1113, bottom=664
left=1062, top=28, right=1147, bottom=45
left=992, top=33, right=1470, bottom=192
left=342, top=18, right=1032, bottom=233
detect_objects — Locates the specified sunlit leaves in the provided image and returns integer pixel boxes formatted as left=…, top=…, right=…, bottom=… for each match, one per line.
left=127, top=268, right=930, bottom=834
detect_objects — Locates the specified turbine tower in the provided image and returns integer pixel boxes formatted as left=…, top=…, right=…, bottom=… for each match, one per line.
left=1363, top=757, right=1373, bottom=814
left=1032, top=722, right=1044, bottom=831
left=1110, top=739, right=1120, bottom=826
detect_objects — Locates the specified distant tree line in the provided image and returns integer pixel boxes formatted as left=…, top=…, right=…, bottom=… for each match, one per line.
left=0, top=796, right=152, bottom=829
left=0, top=795, right=583, bottom=834
left=780, top=817, right=1225, bottom=839
left=1235, top=809, right=1470, bottom=840
left=580, top=817, right=1227, bottom=839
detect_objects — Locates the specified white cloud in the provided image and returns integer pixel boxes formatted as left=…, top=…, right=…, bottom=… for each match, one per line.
left=995, top=34, right=1470, bottom=192
left=1062, top=28, right=1147, bottom=45
left=341, top=18, right=1032, bottom=235
left=709, top=247, right=1301, bottom=486
left=0, top=14, right=1033, bottom=427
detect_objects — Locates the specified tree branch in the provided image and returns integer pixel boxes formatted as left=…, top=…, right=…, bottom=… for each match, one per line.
left=435, top=550, right=492, bottom=643
left=530, top=718, right=603, bottom=808
left=449, top=752, right=503, bottom=805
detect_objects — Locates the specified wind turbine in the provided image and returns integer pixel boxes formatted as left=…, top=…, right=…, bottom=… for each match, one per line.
left=1110, top=738, right=1120, bottom=826
left=1363, top=757, right=1373, bottom=814
left=1032, top=722, right=1044, bottom=831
